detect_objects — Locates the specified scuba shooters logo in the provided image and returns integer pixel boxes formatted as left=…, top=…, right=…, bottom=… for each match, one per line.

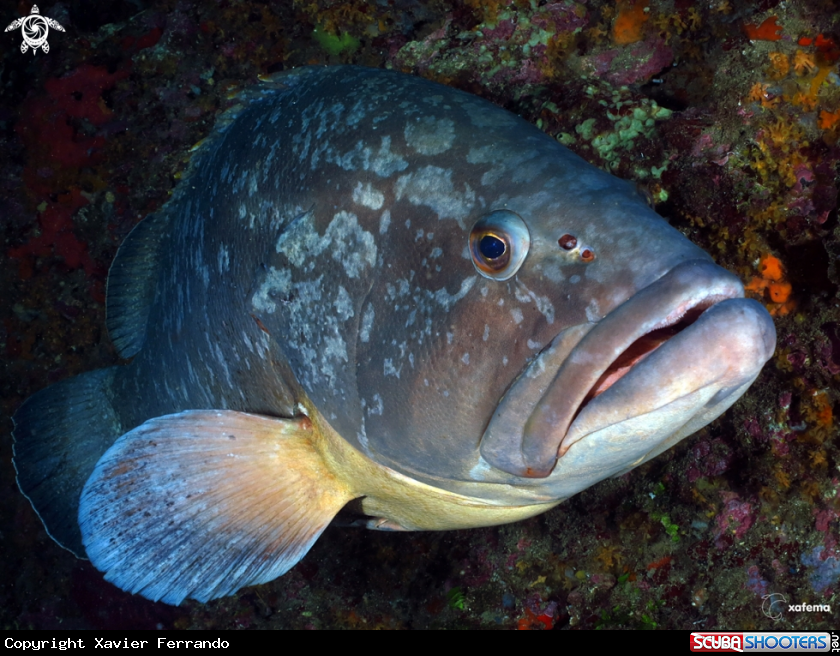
left=4, top=5, right=64, bottom=54
left=691, top=634, right=745, bottom=653
left=690, top=632, right=837, bottom=652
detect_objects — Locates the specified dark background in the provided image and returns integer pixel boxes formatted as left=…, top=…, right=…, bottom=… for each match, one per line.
left=1, top=0, right=838, bottom=629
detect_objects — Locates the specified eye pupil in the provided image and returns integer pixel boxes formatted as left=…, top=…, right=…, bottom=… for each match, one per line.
left=479, top=234, right=506, bottom=260
left=468, top=210, right=529, bottom=281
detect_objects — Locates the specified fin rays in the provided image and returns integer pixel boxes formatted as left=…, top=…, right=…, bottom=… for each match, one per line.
left=80, top=410, right=355, bottom=604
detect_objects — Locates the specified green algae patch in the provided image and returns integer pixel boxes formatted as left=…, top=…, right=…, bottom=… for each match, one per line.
left=313, top=26, right=359, bottom=57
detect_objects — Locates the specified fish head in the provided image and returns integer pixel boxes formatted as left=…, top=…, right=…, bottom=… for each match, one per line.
left=360, top=176, right=775, bottom=503
left=249, top=67, right=775, bottom=506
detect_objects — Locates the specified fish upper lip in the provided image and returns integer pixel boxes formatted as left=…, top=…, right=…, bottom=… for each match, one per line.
left=479, top=259, right=745, bottom=478
left=560, top=295, right=776, bottom=462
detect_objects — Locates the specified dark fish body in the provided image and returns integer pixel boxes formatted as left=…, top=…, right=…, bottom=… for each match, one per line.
left=13, top=66, right=776, bottom=604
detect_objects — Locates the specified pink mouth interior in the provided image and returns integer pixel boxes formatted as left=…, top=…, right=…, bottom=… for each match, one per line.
left=582, top=303, right=712, bottom=406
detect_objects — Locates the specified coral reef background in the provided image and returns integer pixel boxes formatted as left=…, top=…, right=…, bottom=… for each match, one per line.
left=0, top=0, right=837, bottom=629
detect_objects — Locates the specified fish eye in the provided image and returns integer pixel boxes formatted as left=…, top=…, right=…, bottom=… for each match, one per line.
left=469, top=210, right=530, bottom=281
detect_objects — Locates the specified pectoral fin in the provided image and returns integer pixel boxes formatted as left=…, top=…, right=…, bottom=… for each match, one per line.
left=79, top=410, right=355, bottom=605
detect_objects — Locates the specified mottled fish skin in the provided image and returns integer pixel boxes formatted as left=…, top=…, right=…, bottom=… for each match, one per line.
left=96, top=66, right=771, bottom=496
left=116, top=67, right=696, bottom=479
left=13, top=66, right=776, bottom=603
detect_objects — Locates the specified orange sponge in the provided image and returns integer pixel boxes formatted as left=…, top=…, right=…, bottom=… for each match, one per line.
left=759, top=254, right=784, bottom=281
left=768, top=281, right=792, bottom=303
left=613, top=0, right=648, bottom=45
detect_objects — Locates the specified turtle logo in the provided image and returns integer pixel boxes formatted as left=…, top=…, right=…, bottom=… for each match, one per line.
left=761, top=592, right=787, bottom=621
left=5, top=5, right=65, bottom=55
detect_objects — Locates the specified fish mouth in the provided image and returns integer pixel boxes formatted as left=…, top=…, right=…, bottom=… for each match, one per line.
left=571, top=303, right=714, bottom=426
left=480, top=259, right=776, bottom=478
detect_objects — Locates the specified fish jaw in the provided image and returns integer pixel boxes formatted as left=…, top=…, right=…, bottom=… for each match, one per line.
left=561, top=296, right=777, bottom=451
left=480, top=260, right=776, bottom=479
left=541, top=297, right=775, bottom=500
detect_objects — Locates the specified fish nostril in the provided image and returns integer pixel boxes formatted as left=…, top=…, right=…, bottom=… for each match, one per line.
left=558, top=234, right=577, bottom=250
left=558, top=234, right=595, bottom=262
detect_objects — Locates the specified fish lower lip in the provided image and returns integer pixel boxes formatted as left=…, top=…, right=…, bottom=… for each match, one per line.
left=576, top=304, right=712, bottom=413
left=562, top=297, right=776, bottom=454
left=480, top=259, right=746, bottom=478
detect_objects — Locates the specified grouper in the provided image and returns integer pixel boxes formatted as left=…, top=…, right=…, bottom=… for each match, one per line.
left=13, top=66, right=776, bottom=605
